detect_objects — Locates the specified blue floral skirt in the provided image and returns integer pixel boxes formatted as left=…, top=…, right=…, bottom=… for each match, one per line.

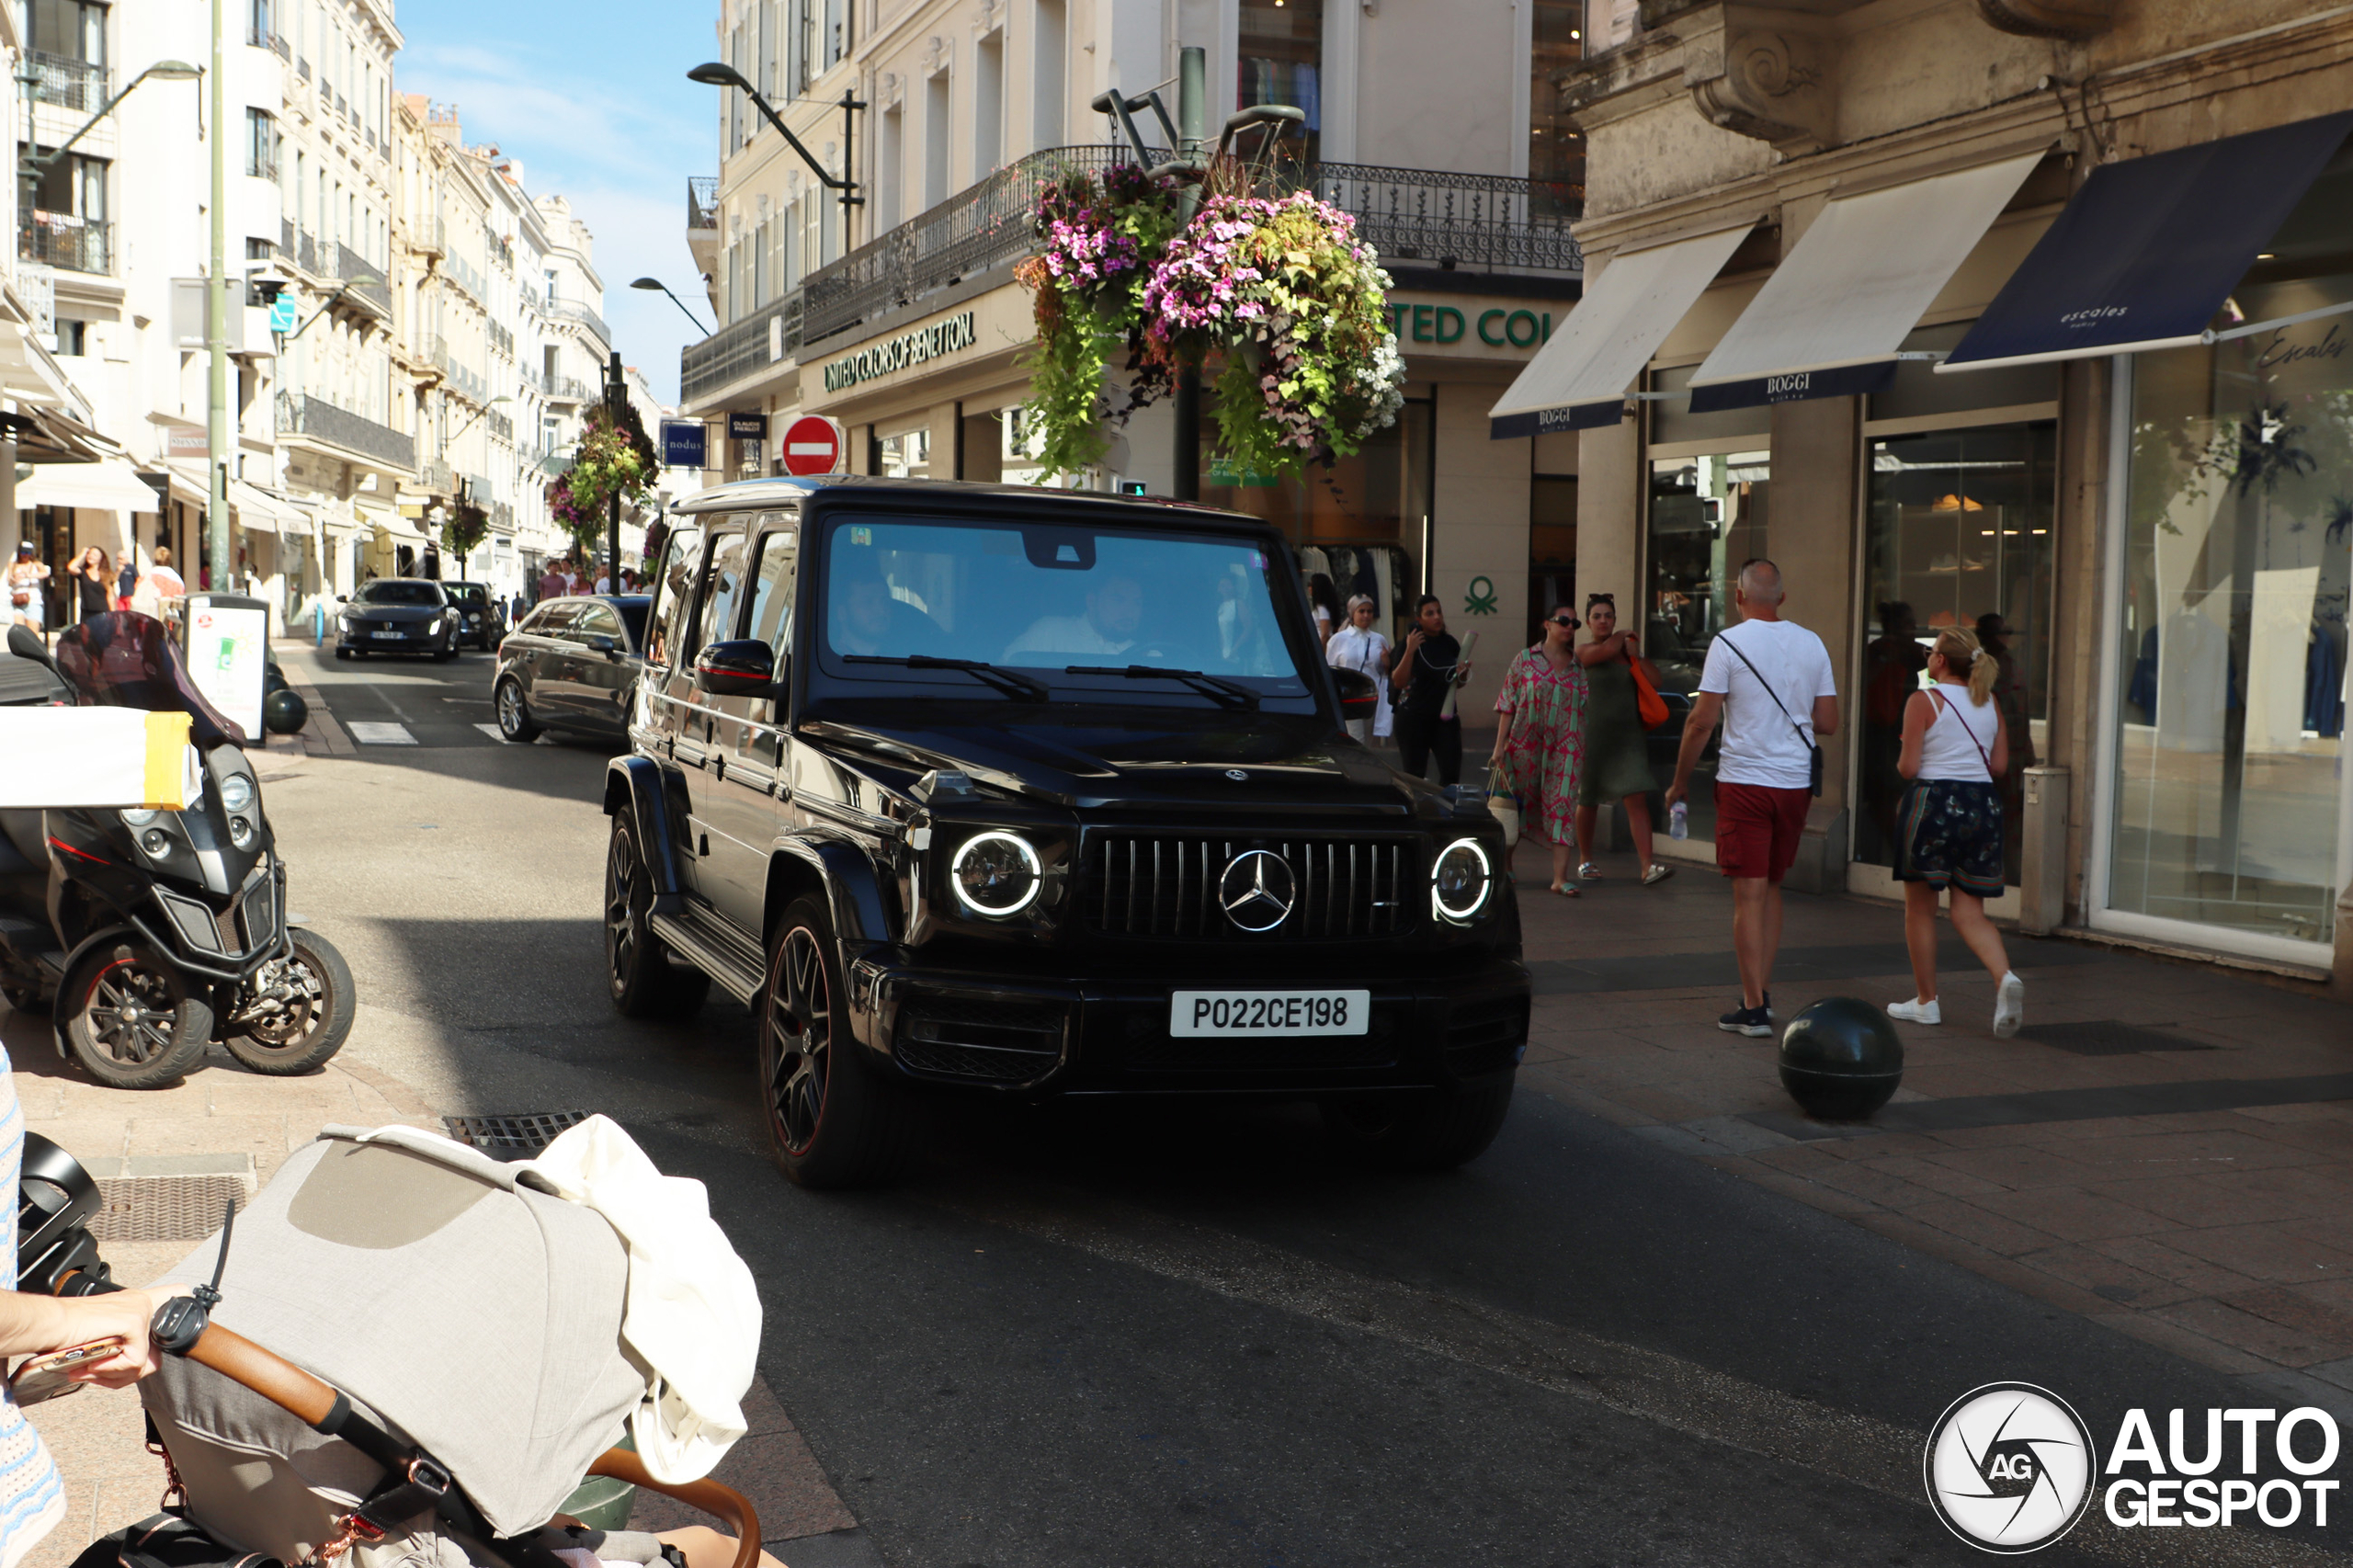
left=1895, top=779, right=2006, bottom=898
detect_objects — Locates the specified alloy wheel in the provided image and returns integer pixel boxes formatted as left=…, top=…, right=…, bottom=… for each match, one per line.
left=497, top=682, right=524, bottom=736
left=766, top=927, right=831, bottom=1155
left=606, top=830, right=641, bottom=983
left=85, top=958, right=185, bottom=1066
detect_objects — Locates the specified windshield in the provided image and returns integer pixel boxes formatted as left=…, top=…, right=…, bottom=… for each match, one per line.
left=446, top=584, right=486, bottom=604
left=816, top=516, right=1316, bottom=710
left=51, top=613, right=245, bottom=746
left=357, top=581, right=444, bottom=606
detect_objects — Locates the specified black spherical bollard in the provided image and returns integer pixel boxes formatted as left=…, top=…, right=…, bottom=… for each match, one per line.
left=1779, top=996, right=1905, bottom=1121
left=262, top=687, right=309, bottom=736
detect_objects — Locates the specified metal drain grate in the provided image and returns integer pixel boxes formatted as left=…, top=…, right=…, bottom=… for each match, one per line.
left=443, top=1110, right=593, bottom=1161
left=90, top=1176, right=249, bottom=1243
left=2019, top=1020, right=2217, bottom=1056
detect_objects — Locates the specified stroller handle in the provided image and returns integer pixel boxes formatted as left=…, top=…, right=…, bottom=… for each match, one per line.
left=164, top=1316, right=766, bottom=1568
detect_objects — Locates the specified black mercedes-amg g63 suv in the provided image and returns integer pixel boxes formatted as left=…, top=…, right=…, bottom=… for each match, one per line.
left=604, top=476, right=1529, bottom=1187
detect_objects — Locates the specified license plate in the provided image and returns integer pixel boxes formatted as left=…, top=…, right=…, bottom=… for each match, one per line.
left=1169, top=990, right=1370, bottom=1037
left=369, top=631, right=405, bottom=639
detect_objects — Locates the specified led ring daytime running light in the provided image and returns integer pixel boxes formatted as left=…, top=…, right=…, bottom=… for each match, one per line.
left=950, top=830, right=1043, bottom=917
left=1431, top=837, right=1493, bottom=922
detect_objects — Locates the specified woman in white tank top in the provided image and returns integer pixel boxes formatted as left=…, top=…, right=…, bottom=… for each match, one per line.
left=1888, top=627, right=2026, bottom=1038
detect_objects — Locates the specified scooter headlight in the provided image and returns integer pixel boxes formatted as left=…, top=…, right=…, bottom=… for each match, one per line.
left=217, top=774, right=256, bottom=814
left=120, top=808, right=160, bottom=826
left=139, top=828, right=172, bottom=858
left=228, top=816, right=257, bottom=849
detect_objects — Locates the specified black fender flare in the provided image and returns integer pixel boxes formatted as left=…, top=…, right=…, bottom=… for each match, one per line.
left=767, top=833, right=893, bottom=951
left=603, top=756, right=687, bottom=915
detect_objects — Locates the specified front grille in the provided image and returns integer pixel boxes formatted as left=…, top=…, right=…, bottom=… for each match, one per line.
left=238, top=875, right=276, bottom=949
left=1123, top=1007, right=1402, bottom=1073
left=155, top=890, right=224, bottom=954
left=1444, top=994, right=1529, bottom=1075
left=1087, top=835, right=1416, bottom=939
left=897, top=997, right=1067, bottom=1084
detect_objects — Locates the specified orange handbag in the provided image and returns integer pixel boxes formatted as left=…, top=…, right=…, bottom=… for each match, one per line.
left=1631, top=657, right=1670, bottom=730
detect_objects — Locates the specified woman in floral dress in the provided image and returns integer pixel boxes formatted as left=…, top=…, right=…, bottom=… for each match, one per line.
left=1489, top=604, right=1588, bottom=895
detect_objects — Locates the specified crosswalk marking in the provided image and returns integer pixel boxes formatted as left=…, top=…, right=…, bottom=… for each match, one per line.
left=346, top=721, right=417, bottom=745
left=473, top=723, right=506, bottom=742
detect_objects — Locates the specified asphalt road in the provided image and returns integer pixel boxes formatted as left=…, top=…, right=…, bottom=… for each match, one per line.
left=266, top=642, right=2343, bottom=1568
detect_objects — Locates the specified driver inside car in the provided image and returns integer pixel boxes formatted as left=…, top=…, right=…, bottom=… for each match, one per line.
left=1001, top=574, right=1144, bottom=664
left=828, top=565, right=942, bottom=657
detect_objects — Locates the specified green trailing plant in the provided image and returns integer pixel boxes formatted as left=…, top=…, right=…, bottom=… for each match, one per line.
left=440, top=498, right=490, bottom=580
left=547, top=401, right=659, bottom=562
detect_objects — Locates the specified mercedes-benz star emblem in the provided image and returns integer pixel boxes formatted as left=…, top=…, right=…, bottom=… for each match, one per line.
left=1219, top=850, right=1296, bottom=933
left=1224, top=768, right=1248, bottom=781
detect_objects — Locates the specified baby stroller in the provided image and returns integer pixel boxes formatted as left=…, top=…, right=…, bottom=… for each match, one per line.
left=64, top=1123, right=764, bottom=1568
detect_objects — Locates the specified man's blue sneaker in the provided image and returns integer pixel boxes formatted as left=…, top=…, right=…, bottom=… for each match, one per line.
left=1718, top=1003, right=1772, bottom=1038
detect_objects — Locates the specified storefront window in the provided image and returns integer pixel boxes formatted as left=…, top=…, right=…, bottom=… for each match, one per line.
left=1856, top=424, right=2056, bottom=883
left=2109, top=278, right=2353, bottom=949
left=1645, top=449, right=1768, bottom=843
left=1237, top=0, right=1324, bottom=165
left=875, top=428, right=930, bottom=479
left=1200, top=397, right=1430, bottom=555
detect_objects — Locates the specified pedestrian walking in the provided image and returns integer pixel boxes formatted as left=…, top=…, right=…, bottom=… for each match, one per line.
left=540, top=561, right=568, bottom=602
left=1489, top=604, right=1587, bottom=895
left=69, top=547, right=112, bottom=623
left=1390, top=594, right=1472, bottom=786
left=114, top=552, right=138, bottom=611
left=146, top=547, right=186, bottom=602
left=1664, top=560, right=1839, bottom=1038
left=1306, top=573, right=1341, bottom=649
left=6, top=541, right=49, bottom=634
left=1888, top=625, right=2026, bottom=1037
left=1573, top=594, right=1672, bottom=887
left=1325, top=594, right=1392, bottom=745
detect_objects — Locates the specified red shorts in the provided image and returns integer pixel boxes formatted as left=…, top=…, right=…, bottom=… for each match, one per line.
left=1714, top=782, right=1811, bottom=883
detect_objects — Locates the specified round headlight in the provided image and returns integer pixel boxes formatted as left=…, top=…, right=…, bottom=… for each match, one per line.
left=1431, top=837, right=1493, bottom=922
left=140, top=828, right=172, bottom=858
left=120, top=808, right=160, bottom=826
left=228, top=816, right=257, bottom=849
left=949, top=831, right=1041, bottom=917
left=217, top=774, right=256, bottom=813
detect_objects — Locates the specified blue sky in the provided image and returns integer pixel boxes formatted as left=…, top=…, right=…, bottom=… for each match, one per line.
left=391, top=0, right=718, bottom=404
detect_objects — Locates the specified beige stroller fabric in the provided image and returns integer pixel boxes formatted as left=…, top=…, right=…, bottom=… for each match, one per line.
left=143, top=1127, right=642, bottom=1540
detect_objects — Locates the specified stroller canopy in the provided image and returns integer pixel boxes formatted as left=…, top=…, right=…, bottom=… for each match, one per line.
left=146, top=1127, right=642, bottom=1539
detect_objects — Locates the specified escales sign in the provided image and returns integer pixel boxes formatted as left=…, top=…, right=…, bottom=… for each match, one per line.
left=822, top=312, right=978, bottom=392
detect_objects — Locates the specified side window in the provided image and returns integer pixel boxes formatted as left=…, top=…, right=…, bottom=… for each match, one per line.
left=528, top=602, right=581, bottom=638
left=644, top=525, right=704, bottom=669
left=576, top=604, right=622, bottom=642
left=746, top=525, right=798, bottom=647
left=688, top=531, right=749, bottom=662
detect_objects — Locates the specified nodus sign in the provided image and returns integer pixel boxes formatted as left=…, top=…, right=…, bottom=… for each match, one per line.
left=821, top=312, right=978, bottom=392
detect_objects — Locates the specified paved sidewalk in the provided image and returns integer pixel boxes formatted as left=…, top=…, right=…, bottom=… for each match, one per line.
left=1507, top=837, right=2353, bottom=1416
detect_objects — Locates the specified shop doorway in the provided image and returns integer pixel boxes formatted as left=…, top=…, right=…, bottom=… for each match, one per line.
left=1527, top=474, right=1576, bottom=646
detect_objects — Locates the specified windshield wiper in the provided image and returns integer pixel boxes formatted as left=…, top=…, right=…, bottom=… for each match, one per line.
left=1064, top=665, right=1261, bottom=710
left=844, top=653, right=1050, bottom=702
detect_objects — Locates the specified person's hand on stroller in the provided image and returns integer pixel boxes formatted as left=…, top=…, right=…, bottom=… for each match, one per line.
left=0, top=1286, right=182, bottom=1389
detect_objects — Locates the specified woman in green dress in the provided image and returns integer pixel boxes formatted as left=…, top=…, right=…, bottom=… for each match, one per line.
left=1574, top=595, right=1673, bottom=886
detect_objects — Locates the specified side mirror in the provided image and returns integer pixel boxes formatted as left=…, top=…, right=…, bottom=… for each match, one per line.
left=694, top=638, right=776, bottom=697
left=6, top=624, right=52, bottom=668
left=1333, top=666, right=1378, bottom=724
left=335, top=594, right=348, bottom=603
left=585, top=633, right=622, bottom=659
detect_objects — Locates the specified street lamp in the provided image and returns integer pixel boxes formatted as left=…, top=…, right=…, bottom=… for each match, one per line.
left=277, top=274, right=384, bottom=342
left=17, top=60, right=203, bottom=174
left=445, top=393, right=514, bottom=449
left=686, top=62, right=865, bottom=239
left=631, top=277, right=711, bottom=336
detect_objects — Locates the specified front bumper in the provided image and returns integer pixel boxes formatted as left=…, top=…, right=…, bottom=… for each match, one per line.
left=845, top=951, right=1530, bottom=1094
left=338, top=625, right=441, bottom=651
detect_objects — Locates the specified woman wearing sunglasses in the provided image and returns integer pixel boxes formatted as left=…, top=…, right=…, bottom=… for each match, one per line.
left=1489, top=604, right=1588, bottom=895
left=1575, top=594, right=1673, bottom=886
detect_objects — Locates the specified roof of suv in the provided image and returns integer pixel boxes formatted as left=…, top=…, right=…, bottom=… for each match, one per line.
left=670, top=473, right=1265, bottom=528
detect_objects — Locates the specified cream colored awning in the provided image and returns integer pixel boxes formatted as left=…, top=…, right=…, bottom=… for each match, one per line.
left=226, top=478, right=305, bottom=534
left=17, top=458, right=165, bottom=513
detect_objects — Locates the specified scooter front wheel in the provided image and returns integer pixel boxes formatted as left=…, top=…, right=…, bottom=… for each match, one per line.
left=222, top=928, right=354, bottom=1074
left=62, top=943, right=211, bottom=1088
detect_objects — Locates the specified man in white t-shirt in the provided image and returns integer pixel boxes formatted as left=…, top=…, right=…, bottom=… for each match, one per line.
left=1002, top=574, right=1143, bottom=664
left=1665, top=559, right=1840, bottom=1038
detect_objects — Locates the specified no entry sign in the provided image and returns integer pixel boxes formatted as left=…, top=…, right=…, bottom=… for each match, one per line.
left=782, top=415, right=842, bottom=476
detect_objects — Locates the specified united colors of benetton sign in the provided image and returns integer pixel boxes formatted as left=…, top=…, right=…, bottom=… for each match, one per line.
left=820, top=312, right=979, bottom=392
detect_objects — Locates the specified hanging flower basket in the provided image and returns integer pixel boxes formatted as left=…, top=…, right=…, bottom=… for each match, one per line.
left=546, top=402, right=659, bottom=558
left=1017, top=168, right=1403, bottom=483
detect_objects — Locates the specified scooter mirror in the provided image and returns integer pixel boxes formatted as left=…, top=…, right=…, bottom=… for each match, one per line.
left=6, top=624, right=51, bottom=666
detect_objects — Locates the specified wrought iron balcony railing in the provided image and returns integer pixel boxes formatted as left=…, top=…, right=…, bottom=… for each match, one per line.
left=27, top=52, right=107, bottom=112
left=688, top=177, right=719, bottom=231
left=681, top=291, right=802, bottom=406
left=792, top=147, right=1586, bottom=350
left=338, top=243, right=390, bottom=310
left=19, top=213, right=109, bottom=276
left=550, top=299, right=610, bottom=349
left=276, top=392, right=414, bottom=471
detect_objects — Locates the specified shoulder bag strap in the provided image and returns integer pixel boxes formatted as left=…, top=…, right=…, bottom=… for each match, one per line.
left=1718, top=634, right=1813, bottom=747
left=1927, top=688, right=1996, bottom=778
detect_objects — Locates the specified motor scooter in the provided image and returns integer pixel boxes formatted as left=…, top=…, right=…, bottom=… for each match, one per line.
left=0, top=615, right=353, bottom=1086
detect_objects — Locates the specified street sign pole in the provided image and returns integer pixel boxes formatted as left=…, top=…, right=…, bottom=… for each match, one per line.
left=605, top=350, right=624, bottom=587
left=205, top=0, right=230, bottom=588
left=1173, top=46, right=1205, bottom=502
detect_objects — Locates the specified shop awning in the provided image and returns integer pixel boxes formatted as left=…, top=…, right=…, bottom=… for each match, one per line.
left=161, top=462, right=210, bottom=509
left=17, top=458, right=165, bottom=513
left=1687, top=149, right=2047, bottom=410
left=1489, top=222, right=1756, bottom=438
left=1942, top=110, right=2353, bottom=373
left=227, top=479, right=304, bottom=534
left=367, top=507, right=427, bottom=542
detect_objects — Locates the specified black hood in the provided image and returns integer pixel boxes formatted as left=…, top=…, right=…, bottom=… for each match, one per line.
left=804, top=707, right=1432, bottom=814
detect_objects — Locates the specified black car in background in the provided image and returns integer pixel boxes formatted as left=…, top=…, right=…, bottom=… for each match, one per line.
left=442, top=582, right=505, bottom=651
left=334, top=579, right=459, bottom=661
left=602, top=476, right=1529, bottom=1190
left=493, top=594, right=650, bottom=744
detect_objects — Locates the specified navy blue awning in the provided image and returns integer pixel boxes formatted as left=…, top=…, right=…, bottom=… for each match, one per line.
left=1942, top=111, right=2353, bottom=372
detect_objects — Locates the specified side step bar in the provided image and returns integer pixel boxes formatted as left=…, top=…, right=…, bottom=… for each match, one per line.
left=648, top=912, right=767, bottom=1004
